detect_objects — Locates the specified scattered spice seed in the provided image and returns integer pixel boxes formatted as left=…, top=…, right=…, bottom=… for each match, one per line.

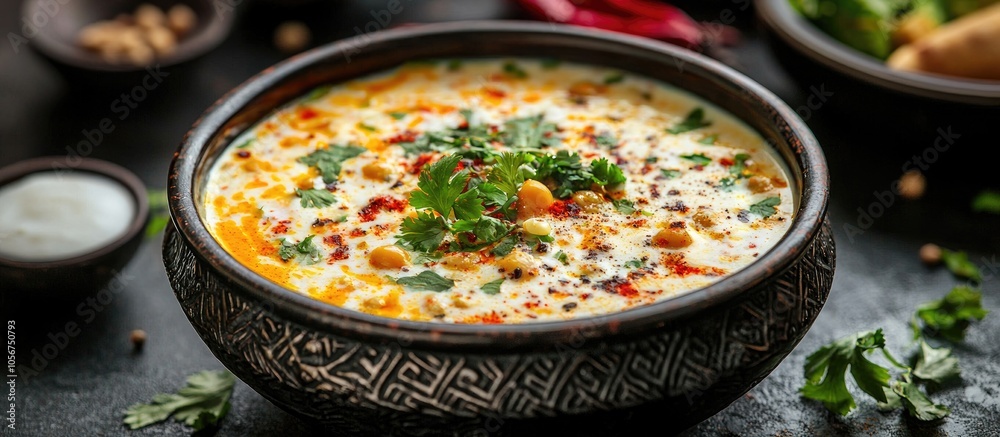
left=130, top=329, right=147, bottom=351
left=898, top=170, right=926, bottom=200
left=919, top=243, right=942, bottom=266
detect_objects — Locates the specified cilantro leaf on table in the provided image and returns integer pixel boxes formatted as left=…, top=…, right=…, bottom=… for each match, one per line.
left=667, top=107, right=712, bottom=134
left=295, top=188, right=336, bottom=208
left=298, top=144, right=367, bottom=184
left=394, top=270, right=455, bottom=292
left=124, top=370, right=235, bottom=431
left=409, top=154, right=469, bottom=217
left=891, top=380, right=951, bottom=421
left=800, top=329, right=891, bottom=415
left=749, top=196, right=781, bottom=218
left=940, top=249, right=982, bottom=282
left=971, top=190, right=1000, bottom=214
left=912, top=340, right=960, bottom=385
left=915, top=285, right=988, bottom=342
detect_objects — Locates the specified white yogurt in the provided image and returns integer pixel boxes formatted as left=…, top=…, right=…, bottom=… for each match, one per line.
left=0, top=172, right=136, bottom=262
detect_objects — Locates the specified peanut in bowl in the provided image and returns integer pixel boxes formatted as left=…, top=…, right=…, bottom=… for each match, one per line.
left=164, top=20, right=834, bottom=434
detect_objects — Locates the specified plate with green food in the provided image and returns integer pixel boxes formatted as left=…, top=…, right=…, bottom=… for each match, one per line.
left=757, top=0, right=1000, bottom=113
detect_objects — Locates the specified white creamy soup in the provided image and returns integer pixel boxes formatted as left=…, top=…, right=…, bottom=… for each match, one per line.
left=203, top=59, right=794, bottom=323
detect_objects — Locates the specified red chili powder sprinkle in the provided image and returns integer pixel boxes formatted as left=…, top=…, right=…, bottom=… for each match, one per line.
left=547, top=200, right=582, bottom=219
left=386, top=130, right=418, bottom=144
left=719, top=158, right=735, bottom=167
left=411, top=154, right=435, bottom=174
left=299, top=108, right=318, bottom=120
left=358, top=195, right=408, bottom=222
left=348, top=228, right=366, bottom=238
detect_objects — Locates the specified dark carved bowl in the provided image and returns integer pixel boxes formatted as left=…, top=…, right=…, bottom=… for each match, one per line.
left=164, top=21, right=834, bottom=435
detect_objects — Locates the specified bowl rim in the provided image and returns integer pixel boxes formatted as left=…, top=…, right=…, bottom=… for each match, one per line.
left=0, top=156, right=150, bottom=268
left=21, top=0, right=234, bottom=73
left=755, top=0, right=1000, bottom=105
left=168, top=20, right=830, bottom=352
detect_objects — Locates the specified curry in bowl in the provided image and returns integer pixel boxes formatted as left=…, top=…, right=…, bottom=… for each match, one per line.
left=202, top=59, right=794, bottom=324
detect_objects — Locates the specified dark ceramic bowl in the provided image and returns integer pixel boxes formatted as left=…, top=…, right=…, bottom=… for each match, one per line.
left=164, top=21, right=834, bottom=435
left=0, top=157, right=148, bottom=303
left=21, top=0, right=233, bottom=85
left=756, top=0, right=1000, bottom=141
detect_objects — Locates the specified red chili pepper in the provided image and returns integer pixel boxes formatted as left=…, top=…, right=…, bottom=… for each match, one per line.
left=514, top=0, right=735, bottom=51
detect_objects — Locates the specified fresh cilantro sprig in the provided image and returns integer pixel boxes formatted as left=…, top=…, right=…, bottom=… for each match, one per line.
left=971, top=190, right=1000, bottom=214
left=749, top=196, right=781, bottom=218
left=913, top=285, right=988, bottom=342
left=124, top=370, right=235, bottom=431
left=295, top=188, right=336, bottom=208
left=481, top=278, right=504, bottom=295
left=530, top=151, right=625, bottom=198
left=800, top=329, right=892, bottom=416
left=394, top=270, right=455, bottom=292
left=397, top=155, right=516, bottom=253
left=502, top=115, right=560, bottom=150
left=298, top=144, right=367, bottom=184
left=145, top=188, right=170, bottom=238
left=277, top=235, right=321, bottom=264
left=940, top=249, right=982, bottom=283
left=667, top=107, right=712, bottom=134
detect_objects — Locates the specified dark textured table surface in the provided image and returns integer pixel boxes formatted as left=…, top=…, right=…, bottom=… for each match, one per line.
left=2, top=1, right=998, bottom=436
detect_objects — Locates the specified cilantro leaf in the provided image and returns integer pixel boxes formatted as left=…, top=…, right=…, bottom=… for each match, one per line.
left=453, top=189, right=484, bottom=221
left=124, top=370, right=235, bottom=431
left=667, top=107, right=712, bottom=134
left=541, top=59, right=561, bottom=69
left=298, top=145, right=367, bottom=184
left=940, top=249, right=982, bottom=282
left=395, top=270, right=455, bottom=292
left=503, top=62, right=527, bottom=79
left=717, top=177, right=735, bottom=191
left=235, top=138, right=254, bottom=149
left=749, top=196, right=781, bottom=218
left=603, top=72, right=625, bottom=84
left=699, top=134, right=718, bottom=145
left=624, top=259, right=645, bottom=269
left=891, top=380, right=950, bottom=421
left=554, top=250, right=569, bottom=265
left=590, top=157, right=626, bottom=187
left=491, top=234, right=518, bottom=257
left=481, top=278, right=504, bottom=295
left=409, top=154, right=469, bottom=217
left=680, top=153, right=712, bottom=166
left=915, top=285, right=988, bottom=342
left=397, top=212, right=449, bottom=252
left=389, top=111, right=407, bottom=120
left=612, top=199, right=637, bottom=215
left=277, top=235, right=321, bottom=264
left=295, top=188, right=336, bottom=208
left=660, top=169, right=681, bottom=179
left=595, top=132, right=617, bottom=148
left=912, top=340, right=960, bottom=385
left=488, top=152, right=528, bottom=199
left=502, top=115, right=559, bottom=150
left=730, top=153, right=751, bottom=178
left=972, top=190, right=1000, bottom=214
left=800, top=330, right=891, bottom=415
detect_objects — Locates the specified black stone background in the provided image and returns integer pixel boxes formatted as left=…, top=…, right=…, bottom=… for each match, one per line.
left=1, top=0, right=997, bottom=435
